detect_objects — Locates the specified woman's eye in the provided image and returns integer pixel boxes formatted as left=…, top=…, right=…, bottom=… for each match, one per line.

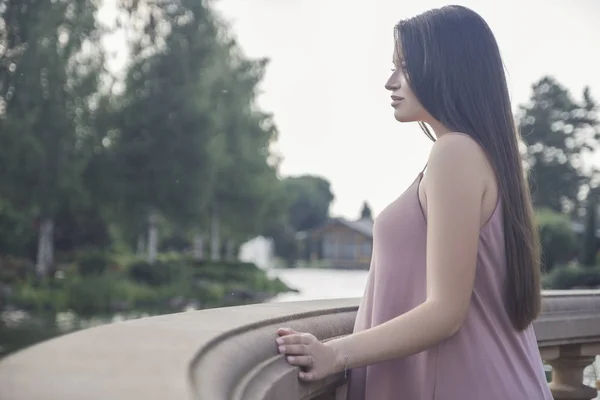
left=391, top=62, right=407, bottom=73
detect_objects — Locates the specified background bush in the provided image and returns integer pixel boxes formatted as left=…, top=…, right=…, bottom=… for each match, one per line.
left=536, top=209, right=579, bottom=272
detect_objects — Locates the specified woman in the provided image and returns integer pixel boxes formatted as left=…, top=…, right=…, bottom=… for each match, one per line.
left=275, top=5, right=553, bottom=400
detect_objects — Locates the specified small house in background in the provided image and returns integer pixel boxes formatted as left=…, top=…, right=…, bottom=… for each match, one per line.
left=298, top=216, right=374, bottom=270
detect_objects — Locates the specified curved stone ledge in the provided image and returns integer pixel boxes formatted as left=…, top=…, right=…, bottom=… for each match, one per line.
left=0, top=291, right=599, bottom=400
left=190, top=299, right=357, bottom=400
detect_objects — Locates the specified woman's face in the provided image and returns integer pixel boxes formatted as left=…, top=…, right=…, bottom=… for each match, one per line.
left=385, top=46, right=429, bottom=123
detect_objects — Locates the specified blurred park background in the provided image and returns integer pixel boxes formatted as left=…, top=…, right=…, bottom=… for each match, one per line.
left=0, top=0, right=599, bottom=361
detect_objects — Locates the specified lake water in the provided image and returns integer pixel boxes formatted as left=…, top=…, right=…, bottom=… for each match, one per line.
left=269, top=267, right=369, bottom=302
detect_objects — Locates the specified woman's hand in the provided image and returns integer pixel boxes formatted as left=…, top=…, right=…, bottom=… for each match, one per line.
left=276, top=327, right=340, bottom=382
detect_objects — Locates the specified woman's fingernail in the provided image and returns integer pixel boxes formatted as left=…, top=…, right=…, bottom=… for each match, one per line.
left=278, top=345, right=285, bottom=353
left=287, top=356, right=295, bottom=362
left=276, top=338, right=283, bottom=344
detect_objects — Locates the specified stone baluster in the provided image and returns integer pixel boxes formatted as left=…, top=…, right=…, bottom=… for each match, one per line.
left=335, top=382, right=348, bottom=400
left=546, top=344, right=599, bottom=400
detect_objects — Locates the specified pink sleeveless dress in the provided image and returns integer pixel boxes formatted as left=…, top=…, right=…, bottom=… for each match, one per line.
left=348, top=172, right=553, bottom=400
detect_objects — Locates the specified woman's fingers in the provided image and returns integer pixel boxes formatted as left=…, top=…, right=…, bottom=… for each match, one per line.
left=277, top=332, right=317, bottom=354
left=277, top=333, right=311, bottom=345
left=278, top=343, right=307, bottom=355
left=277, top=327, right=298, bottom=336
left=298, top=371, right=315, bottom=381
left=286, top=355, right=314, bottom=367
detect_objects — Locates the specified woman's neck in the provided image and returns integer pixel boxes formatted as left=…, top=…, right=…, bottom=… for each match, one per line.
left=427, top=120, right=453, bottom=138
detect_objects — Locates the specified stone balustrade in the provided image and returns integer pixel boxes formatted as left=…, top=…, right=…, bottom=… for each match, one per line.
left=0, top=290, right=599, bottom=400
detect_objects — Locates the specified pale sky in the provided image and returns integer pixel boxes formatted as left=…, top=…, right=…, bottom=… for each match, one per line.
left=100, top=0, right=600, bottom=220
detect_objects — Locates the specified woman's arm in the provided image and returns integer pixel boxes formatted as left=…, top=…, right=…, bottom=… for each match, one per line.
left=276, top=134, right=491, bottom=380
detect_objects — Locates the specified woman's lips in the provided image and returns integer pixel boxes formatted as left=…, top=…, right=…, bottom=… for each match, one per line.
left=391, top=95, right=404, bottom=106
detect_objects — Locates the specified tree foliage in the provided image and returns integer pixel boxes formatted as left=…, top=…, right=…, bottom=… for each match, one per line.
left=580, top=189, right=598, bottom=267
left=282, top=175, right=334, bottom=233
left=0, top=0, right=286, bottom=268
left=519, top=76, right=600, bottom=212
left=0, top=0, right=105, bottom=273
left=536, top=208, right=578, bottom=272
left=360, top=202, right=373, bottom=220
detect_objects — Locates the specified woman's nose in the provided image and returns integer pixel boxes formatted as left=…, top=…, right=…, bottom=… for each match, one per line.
left=385, top=76, right=400, bottom=91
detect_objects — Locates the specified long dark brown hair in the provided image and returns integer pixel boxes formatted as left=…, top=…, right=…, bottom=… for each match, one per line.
left=395, top=5, right=541, bottom=330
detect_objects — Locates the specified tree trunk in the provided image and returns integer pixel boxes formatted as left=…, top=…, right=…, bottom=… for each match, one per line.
left=210, top=206, right=220, bottom=262
left=136, top=234, right=146, bottom=257
left=36, top=218, right=54, bottom=277
left=193, top=233, right=204, bottom=262
left=226, top=239, right=236, bottom=261
left=147, top=210, right=159, bottom=264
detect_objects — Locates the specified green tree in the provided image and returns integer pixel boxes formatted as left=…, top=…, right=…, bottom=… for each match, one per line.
left=580, top=188, right=598, bottom=266
left=263, top=175, right=334, bottom=263
left=108, top=0, right=225, bottom=261
left=0, top=0, right=104, bottom=275
left=209, top=53, right=284, bottom=256
left=360, top=201, right=373, bottom=220
left=536, top=208, right=578, bottom=272
left=283, top=175, right=334, bottom=232
left=519, top=77, right=600, bottom=213
left=109, top=0, right=285, bottom=261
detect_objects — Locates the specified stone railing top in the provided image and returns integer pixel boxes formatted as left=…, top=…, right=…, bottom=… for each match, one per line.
left=0, top=291, right=599, bottom=400
left=536, top=290, right=600, bottom=347
left=0, top=298, right=357, bottom=400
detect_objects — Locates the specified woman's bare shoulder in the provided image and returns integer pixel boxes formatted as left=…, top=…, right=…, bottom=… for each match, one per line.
left=428, top=132, right=490, bottom=176
left=424, top=132, right=497, bottom=225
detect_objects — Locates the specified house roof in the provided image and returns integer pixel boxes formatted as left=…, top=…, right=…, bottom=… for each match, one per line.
left=336, top=217, right=374, bottom=238
left=299, top=217, right=374, bottom=238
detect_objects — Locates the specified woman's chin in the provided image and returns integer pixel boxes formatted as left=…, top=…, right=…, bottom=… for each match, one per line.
left=393, top=110, right=415, bottom=123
